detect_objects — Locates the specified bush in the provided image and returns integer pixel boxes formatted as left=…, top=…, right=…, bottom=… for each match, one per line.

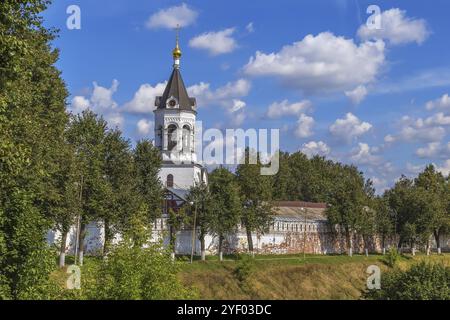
left=234, top=254, right=255, bottom=283
left=384, top=247, right=400, bottom=268
left=365, top=261, right=450, bottom=300
left=82, top=243, right=196, bottom=300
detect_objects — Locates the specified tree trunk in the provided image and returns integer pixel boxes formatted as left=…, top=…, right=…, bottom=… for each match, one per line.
left=397, top=236, right=403, bottom=253
left=103, top=219, right=111, bottom=257
left=59, top=230, right=68, bottom=268
left=246, top=226, right=254, bottom=256
left=345, top=229, right=352, bottom=257
left=218, top=235, right=224, bottom=262
left=411, top=241, right=416, bottom=256
left=434, top=230, right=441, bottom=254
left=382, top=235, right=386, bottom=255
left=169, top=225, right=176, bottom=256
left=200, top=233, right=206, bottom=261
left=78, top=222, right=87, bottom=266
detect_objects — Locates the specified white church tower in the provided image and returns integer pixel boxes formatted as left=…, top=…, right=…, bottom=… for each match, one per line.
left=154, top=32, right=207, bottom=194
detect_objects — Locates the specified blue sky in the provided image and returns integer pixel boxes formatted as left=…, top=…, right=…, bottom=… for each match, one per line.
left=43, top=0, right=450, bottom=192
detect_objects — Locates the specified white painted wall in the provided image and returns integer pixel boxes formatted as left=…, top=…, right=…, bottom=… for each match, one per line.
left=159, top=164, right=203, bottom=190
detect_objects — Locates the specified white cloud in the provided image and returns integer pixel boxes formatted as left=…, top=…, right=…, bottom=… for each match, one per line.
left=187, top=78, right=251, bottom=109
left=91, top=79, right=119, bottom=111
left=350, top=143, right=381, bottom=166
left=406, top=162, right=426, bottom=175
left=266, top=99, right=312, bottom=119
left=426, top=93, right=450, bottom=111
left=146, top=3, right=198, bottom=29
left=345, top=85, right=368, bottom=105
left=215, top=79, right=251, bottom=99
left=416, top=142, right=441, bottom=158
left=187, top=82, right=210, bottom=101
left=230, top=99, right=246, bottom=113
left=187, top=79, right=251, bottom=128
left=243, top=32, right=385, bottom=94
left=384, top=134, right=395, bottom=144
left=301, top=141, right=330, bottom=158
left=357, top=8, right=429, bottom=46
left=329, top=113, right=372, bottom=144
left=246, top=22, right=254, bottom=33
left=189, top=28, right=237, bottom=55
left=69, top=79, right=124, bottom=129
left=123, top=82, right=167, bottom=114
left=294, top=114, right=315, bottom=138
left=386, top=115, right=446, bottom=143
left=376, top=162, right=396, bottom=177
left=371, top=177, right=388, bottom=193
left=416, top=142, right=450, bottom=158
left=106, top=113, right=124, bottom=129
left=136, top=119, right=154, bottom=137
left=70, top=96, right=90, bottom=113
left=436, top=160, right=450, bottom=176
left=424, top=112, right=450, bottom=126
left=226, top=99, right=247, bottom=127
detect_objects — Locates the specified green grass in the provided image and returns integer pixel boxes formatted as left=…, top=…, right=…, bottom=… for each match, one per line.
left=54, top=253, right=449, bottom=300
left=178, top=253, right=450, bottom=300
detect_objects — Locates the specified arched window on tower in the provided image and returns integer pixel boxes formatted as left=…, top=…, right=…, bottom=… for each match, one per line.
left=182, top=125, right=190, bottom=152
left=167, top=125, right=177, bottom=151
left=167, top=174, right=174, bottom=188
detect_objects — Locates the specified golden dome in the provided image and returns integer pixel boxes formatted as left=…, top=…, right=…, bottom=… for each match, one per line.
left=172, top=43, right=182, bottom=59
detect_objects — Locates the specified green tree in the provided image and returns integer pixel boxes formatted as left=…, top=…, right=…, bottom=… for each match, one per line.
left=66, top=110, right=109, bottom=264
left=166, top=206, right=189, bottom=259
left=385, top=176, right=414, bottom=250
left=326, top=165, right=366, bottom=256
left=414, top=165, right=448, bottom=254
left=102, top=129, right=135, bottom=255
left=208, top=167, right=242, bottom=261
left=0, top=0, right=70, bottom=298
left=49, top=142, right=79, bottom=268
left=187, top=181, right=211, bottom=261
left=236, top=149, right=273, bottom=255
left=272, top=152, right=295, bottom=200
left=374, top=196, right=394, bottom=253
left=133, top=140, right=163, bottom=222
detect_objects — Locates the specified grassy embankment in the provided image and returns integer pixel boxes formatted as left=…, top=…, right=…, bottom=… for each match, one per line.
left=178, top=253, right=450, bottom=300
left=54, top=253, right=449, bottom=300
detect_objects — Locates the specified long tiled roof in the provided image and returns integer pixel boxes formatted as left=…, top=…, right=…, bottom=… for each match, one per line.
left=272, top=201, right=328, bottom=222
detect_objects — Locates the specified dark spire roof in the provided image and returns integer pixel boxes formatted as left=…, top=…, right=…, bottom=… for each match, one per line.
left=155, top=68, right=196, bottom=111
left=155, top=27, right=196, bottom=112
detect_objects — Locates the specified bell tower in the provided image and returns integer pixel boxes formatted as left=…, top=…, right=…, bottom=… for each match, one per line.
left=154, top=27, right=206, bottom=191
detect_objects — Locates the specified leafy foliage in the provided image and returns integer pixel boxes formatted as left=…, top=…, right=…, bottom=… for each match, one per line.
left=83, top=243, right=196, bottom=300
left=208, top=167, right=242, bottom=257
left=366, top=261, right=450, bottom=300
left=384, top=247, right=400, bottom=268
left=236, top=149, right=274, bottom=252
left=234, top=254, right=255, bottom=283
left=0, top=0, right=69, bottom=299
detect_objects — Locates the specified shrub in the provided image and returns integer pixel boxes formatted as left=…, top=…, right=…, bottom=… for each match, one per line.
left=384, top=247, right=400, bottom=268
left=365, top=261, right=450, bottom=300
left=234, top=254, right=255, bottom=283
left=83, top=242, right=196, bottom=300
